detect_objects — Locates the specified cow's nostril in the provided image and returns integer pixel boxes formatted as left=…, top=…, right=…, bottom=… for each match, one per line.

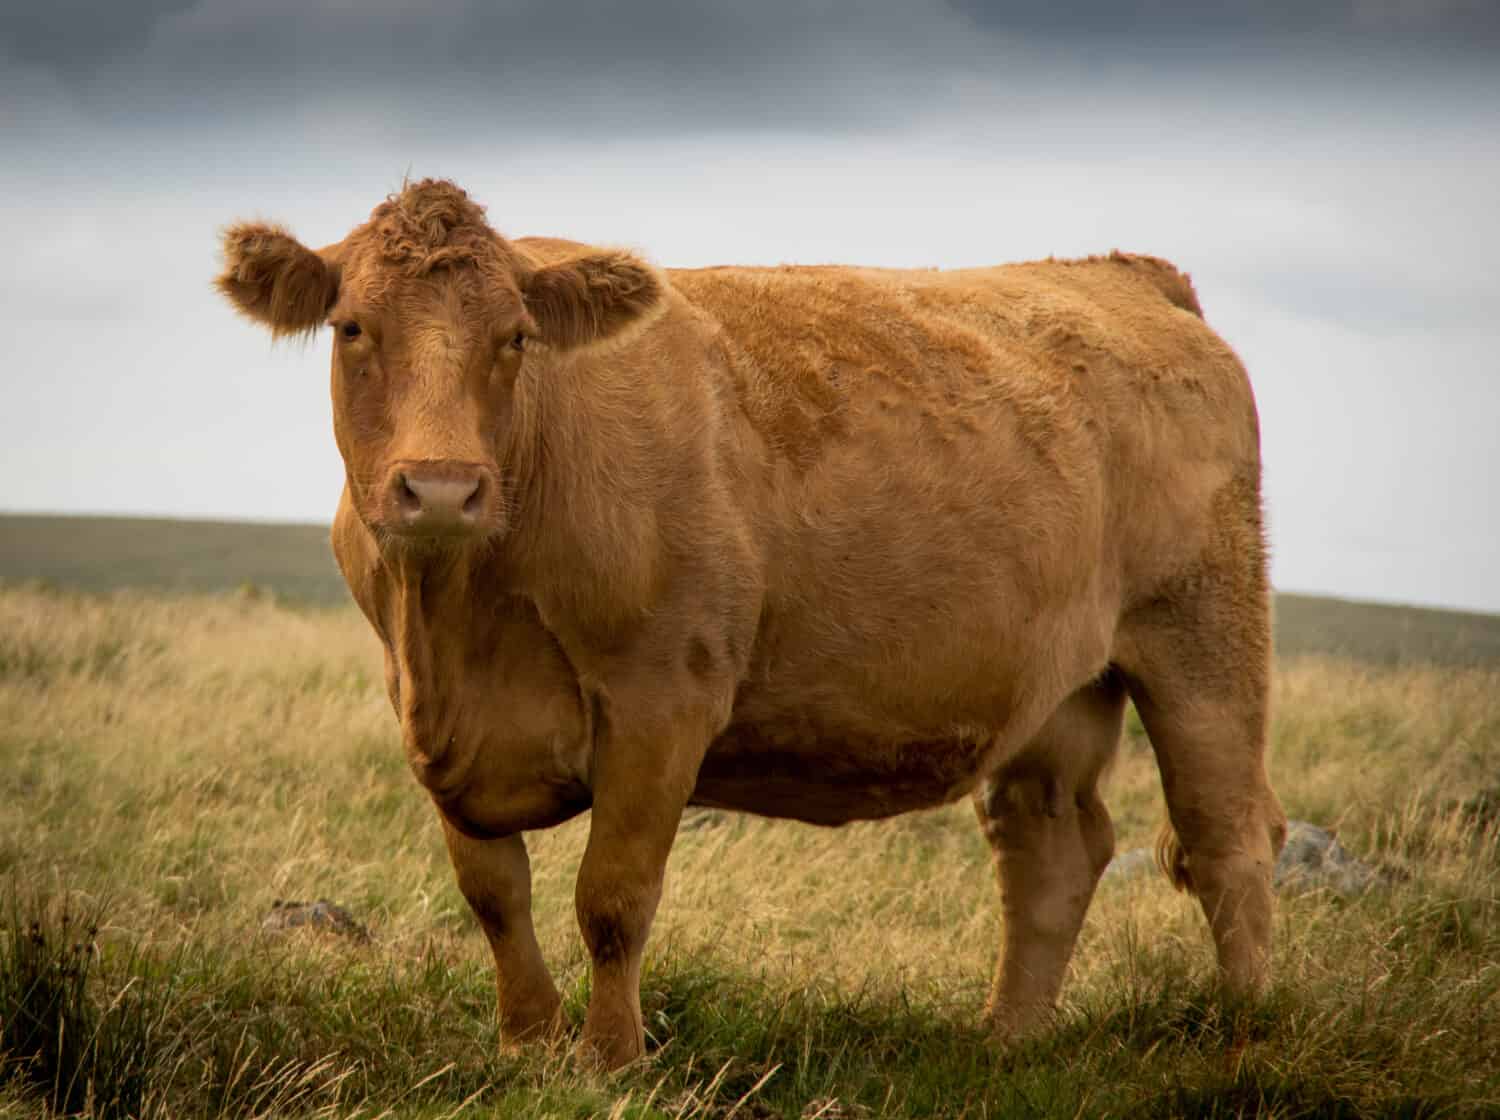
left=397, top=475, right=422, bottom=512
left=462, top=479, right=483, bottom=517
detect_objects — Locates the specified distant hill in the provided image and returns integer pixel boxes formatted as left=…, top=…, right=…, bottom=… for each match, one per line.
left=0, top=514, right=347, bottom=605
left=1272, top=592, right=1500, bottom=669
left=3, top=513, right=1498, bottom=668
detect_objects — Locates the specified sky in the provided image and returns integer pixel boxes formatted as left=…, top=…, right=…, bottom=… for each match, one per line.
left=2, top=1, right=1497, bottom=613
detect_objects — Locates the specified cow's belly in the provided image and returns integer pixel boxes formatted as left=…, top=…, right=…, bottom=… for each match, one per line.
left=694, top=587, right=1116, bottom=825
left=692, top=721, right=996, bottom=825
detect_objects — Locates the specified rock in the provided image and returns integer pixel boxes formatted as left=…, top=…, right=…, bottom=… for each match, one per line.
left=1100, top=847, right=1157, bottom=883
left=1273, top=820, right=1395, bottom=897
left=1101, top=820, right=1393, bottom=897
left=261, top=899, right=371, bottom=942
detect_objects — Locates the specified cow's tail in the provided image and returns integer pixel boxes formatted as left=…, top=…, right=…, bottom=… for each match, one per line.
left=1155, top=819, right=1193, bottom=893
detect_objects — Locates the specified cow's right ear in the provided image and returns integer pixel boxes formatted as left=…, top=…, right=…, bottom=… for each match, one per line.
left=215, top=222, right=340, bottom=338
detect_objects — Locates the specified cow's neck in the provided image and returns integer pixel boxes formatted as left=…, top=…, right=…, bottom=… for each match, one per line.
left=386, top=550, right=478, bottom=783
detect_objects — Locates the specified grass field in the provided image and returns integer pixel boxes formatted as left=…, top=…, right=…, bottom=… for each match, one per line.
left=2, top=519, right=1499, bottom=1117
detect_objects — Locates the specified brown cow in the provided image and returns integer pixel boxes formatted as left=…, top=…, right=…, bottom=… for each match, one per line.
left=215, top=179, right=1287, bottom=1069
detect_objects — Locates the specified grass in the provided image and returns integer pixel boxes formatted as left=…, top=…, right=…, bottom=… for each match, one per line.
left=1, top=578, right=1499, bottom=1114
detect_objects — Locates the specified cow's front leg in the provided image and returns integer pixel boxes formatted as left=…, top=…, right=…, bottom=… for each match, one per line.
left=440, top=817, right=563, bottom=1045
left=574, top=705, right=709, bottom=1068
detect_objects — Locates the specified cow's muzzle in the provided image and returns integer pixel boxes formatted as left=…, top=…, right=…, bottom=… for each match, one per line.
left=383, top=460, right=499, bottom=538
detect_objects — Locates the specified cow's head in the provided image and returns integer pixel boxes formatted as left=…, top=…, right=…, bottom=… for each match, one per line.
left=215, top=179, right=662, bottom=547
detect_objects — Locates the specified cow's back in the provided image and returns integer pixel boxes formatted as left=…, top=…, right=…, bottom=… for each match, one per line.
left=669, top=253, right=1257, bottom=614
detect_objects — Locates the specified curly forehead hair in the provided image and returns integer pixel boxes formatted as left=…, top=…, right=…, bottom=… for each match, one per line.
left=355, top=178, right=525, bottom=279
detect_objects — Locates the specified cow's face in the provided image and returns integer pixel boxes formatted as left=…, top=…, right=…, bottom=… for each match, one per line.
left=215, top=180, right=662, bottom=549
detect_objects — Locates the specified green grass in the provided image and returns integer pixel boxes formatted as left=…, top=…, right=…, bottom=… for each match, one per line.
left=5, top=513, right=1498, bottom=666
left=4, top=877, right=1499, bottom=1118
left=2, top=528, right=1500, bottom=1116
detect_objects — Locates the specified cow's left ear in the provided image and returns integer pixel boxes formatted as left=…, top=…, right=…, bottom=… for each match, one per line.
left=215, top=222, right=340, bottom=339
left=522, top=250, right=664, bottom=351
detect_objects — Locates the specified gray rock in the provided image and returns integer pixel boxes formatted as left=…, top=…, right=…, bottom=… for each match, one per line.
left=1273, top=820, right=1394, bottom=897
left=1101, top=820, right=1393, bottom=897
left=1100, top=847, right=1157, bottom=883
left=261, top=899, right=371, bottom=942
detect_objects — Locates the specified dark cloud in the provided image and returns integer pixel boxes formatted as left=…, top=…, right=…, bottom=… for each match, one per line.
left=6, top=0, right=1496, bottom=82
left=9, top=0, right=1494, bottom=121
left=0, top=0, right=1488, bottom=160
left=5, top=1, right=974, bottom=77
left=948, top=1, right=1500, bottom=42
left=0, top=1, right=959, bottom=134
left=1, top=0, right=196, bottom=68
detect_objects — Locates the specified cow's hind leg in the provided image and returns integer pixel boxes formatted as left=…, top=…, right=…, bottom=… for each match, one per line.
left=973, top=670, right=1126, bottom=1037
left=1114, top=484, right=1288, bottom=996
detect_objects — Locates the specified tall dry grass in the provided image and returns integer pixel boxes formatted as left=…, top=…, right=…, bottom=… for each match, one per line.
left=2, top=583, right=1498, bottom=1117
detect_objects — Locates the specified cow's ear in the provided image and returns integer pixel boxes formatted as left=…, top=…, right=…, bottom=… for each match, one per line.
left=522, top=250, right=664, bottom=351
left=215, top=222, right=340, bottom=338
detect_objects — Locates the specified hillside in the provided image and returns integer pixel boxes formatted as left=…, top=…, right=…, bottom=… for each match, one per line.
left=3, top=513, right=1497, bottom=666
left=1274, top=591, right=1500, bottom=668
left=0, top=513, right=347, bottom=604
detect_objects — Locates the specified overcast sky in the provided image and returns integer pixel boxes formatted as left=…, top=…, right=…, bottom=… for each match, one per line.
left=2, top=1, right=1497, bottom=612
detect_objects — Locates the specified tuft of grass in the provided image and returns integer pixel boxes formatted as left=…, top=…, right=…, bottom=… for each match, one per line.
left=0, top=894, right=170, bottom=1119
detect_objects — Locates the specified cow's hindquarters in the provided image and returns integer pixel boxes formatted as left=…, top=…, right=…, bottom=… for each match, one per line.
left=1113, top=472, right=1288, bottom=997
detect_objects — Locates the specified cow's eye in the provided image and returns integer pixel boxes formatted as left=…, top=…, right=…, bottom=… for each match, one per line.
left=510, top=332, right=525, bottom=352
left=340, top=321, right=362, bottom=341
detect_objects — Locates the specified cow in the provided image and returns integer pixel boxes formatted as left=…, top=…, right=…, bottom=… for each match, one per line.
left=215, top=179, right=1287, bottom=1069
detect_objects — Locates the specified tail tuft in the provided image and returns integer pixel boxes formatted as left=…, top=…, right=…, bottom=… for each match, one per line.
left=1155, top=820, right=1193, bottom=892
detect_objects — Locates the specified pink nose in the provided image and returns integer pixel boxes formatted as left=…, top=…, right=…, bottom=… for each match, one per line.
left=389, top=464, right=486, bottom=532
